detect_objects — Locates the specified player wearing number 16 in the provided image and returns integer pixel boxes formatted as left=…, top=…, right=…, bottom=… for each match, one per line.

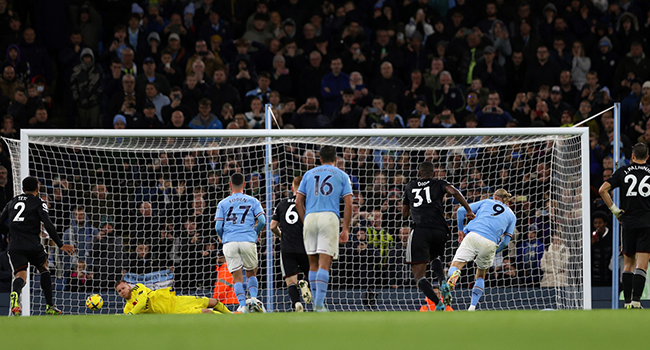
left=296, top=146, right=353, bottom=312
left=1, top=176, right=76, bottom=316
left=599, top=143, right=650, bottom=309
left=215, top=172, right=266, bottom=313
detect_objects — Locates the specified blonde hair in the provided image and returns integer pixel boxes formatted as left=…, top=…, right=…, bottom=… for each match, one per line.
left=494, top=188, right=512, bottom=203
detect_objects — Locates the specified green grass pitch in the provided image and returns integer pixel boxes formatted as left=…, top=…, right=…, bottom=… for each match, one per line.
left=1, top=310, right=646, bottom=350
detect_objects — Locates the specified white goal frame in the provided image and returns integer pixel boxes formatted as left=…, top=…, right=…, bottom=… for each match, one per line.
left=14, top=127, right=592, bottom=314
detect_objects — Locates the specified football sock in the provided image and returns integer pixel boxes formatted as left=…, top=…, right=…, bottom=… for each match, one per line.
left=471, top=278, right=485, bottom=307
left=234, top=282, right=246, bottom=308
left=248, top=276, right=258, bottom=298
left=314, top=269, right=329, bottom=308
left=622, top=271, right=634, bottom=303
left=40, top=271, right=54, bottom=306
left=308, top=270, right=317, bottom=301
left=288, top=283, right=300, bottom=305
left=417, top=277, right=441, bottom=305
left=632, top=268, right=647, bottom=302
left=447, top=266, right=459, bottom=279
left=12, top=276, right=25, bottom=296
left=431, top=258, right=446, bottom=286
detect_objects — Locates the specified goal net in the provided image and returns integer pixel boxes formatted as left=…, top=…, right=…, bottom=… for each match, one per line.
left=3, top=128, right=590, bottom=314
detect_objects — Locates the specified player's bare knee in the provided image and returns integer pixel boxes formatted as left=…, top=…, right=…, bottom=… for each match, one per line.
left=246, top=268, right=257, bottom=277
left=476, top=269, right=488, bottom=279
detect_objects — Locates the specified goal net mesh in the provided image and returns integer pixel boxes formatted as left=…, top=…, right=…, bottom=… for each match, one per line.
left=2, top=132, right=585, bottom=314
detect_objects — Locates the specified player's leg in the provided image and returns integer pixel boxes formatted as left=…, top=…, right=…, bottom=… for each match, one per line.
left=36, top=261, right=61, bottom=315
left=297, top=253, right=312, bottom=304
left=241, top=242, right=260, bottom=300
left=8, top=250, right=28, bottom=315
left=312, top=212, right=338, bottom=311
left=230, top=268, right=247, bottom=310
left=410, top=263, right=444, bottom=310
left=245, top=268, right=259, bottom=299
left=281, top=252, right=302, bottom=310
left=468, top=268, right=488, bottom=311
left=621, top=229, right=637, bottom=307
left=631, top=231, right=650, bottom=308
left=304, top=214, right=320, bottom=306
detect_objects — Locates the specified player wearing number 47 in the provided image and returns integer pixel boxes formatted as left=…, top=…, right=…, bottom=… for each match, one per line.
left=443, top=188, right=516, bottom=311
left=215, top=173, right=266, bottom=313
left=599, top=143, right=650, bottom=309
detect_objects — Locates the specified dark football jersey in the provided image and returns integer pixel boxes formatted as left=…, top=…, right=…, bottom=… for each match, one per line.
left=607, top=163, right=650, bottom=229
left=272, top=195, right=306, bottom=254
left=0, top=193, right=63, bottom=250
left=403, top=178, right=450, bottom=229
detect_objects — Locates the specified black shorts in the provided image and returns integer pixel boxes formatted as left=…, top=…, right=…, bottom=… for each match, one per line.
left=8, top=247, right=48, bottom=273
left=622, top=227, right=650, bottom=257
left=280, top=252, right=310, bottom=279
left=406, top=227, right=448, bottom=264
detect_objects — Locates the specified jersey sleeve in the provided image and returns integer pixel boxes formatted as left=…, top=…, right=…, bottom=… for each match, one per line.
left=606, top=168, right=622, bottom=189
left=340, top=171, right=353, bottom=197
left=129, top=284, right=151, bottom=314
left=253, top=198, right=264, bottom=218
left=215, top=202, right=224, bottom=221
left=297, top=174, right=308, bottom=196
left=505, top=213, right=516, bottom=237
left=38, top=200, right=63, bottom=248
left=271, top=202, right=280, bottom=222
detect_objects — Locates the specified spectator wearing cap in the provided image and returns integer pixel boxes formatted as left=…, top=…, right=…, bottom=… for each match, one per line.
left=143, top=82, right=170, bottom=120
left=199, top=11, right=232, bottom=44
left=321, top=57, right=350, bottom=116
left=136, top=57, right=171, bottom=97
left=140, top=31, right=161, bottom=64
left=127, top=13, right=146, bottom=54
left=113, top=114, right=127, bottom=129
left=167, top=33, right=189, bottom=70
left=523, top=45, right=561, bottom=93
left=70, top=48, right=104, bottom=128
left=476, top=91, right=512, bottom=127
left=548, top=85, right=573, bottom=120
left=486, top=20, right=511, bottom=67
left=472, top=45, right=506, bottom=93
left=591, top=36, right=619, bottom=89
left=189, top=98, right=223, bottom=130
left=133, top=102, right=164, bottom=129
left=559, top=110, right=575, bottom=127
left=332, top=88, right=363, bottom=128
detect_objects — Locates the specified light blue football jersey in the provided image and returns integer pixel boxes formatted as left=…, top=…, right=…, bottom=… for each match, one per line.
left=215, top=193, right=264, bottom=243
left=297, top=164, right=353, bottom=217
left=457, top=199, right=516, bottom=244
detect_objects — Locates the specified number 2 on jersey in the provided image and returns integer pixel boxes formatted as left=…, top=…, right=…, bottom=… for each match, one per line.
left=411, top=187, right=431, bottom=207
left=226, top=205, right=251, bottom=224
left=314, top=175, right=333, bottom=196
left=625, top=174, right=650, bottom=197
left=13, top=202, right=25, bottom=222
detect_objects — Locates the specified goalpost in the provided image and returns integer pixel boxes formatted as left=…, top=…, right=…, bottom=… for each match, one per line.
left=4, top=126, right=591, bottom=315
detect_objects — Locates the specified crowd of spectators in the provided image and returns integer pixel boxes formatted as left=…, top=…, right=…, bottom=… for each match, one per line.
left=0, top=0, right=649, bottom=295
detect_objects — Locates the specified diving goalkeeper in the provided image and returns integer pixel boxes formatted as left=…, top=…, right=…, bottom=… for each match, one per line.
left=115, top=280, right=232, bottom=314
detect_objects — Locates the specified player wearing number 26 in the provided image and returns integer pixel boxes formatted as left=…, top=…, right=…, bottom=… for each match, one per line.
left=296, top=146, right=353, bottom=312
left=444, top=188, right=516, bottom=311
left=215, top=172, right=266, bottom=312
left=599, top=143, right=650, bottom=309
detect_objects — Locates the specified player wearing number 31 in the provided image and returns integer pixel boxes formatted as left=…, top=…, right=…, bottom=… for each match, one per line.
left=296, top=146, right=353, bottom=312
left=442, top=188, right=516, bottom=311
left=215, top=172, right=266, bottom=313
left=599, top=143, right=650, bottom=309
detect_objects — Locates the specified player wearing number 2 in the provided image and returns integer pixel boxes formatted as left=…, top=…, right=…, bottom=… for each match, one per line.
left=599, top=143, right=650, bottom=309
left=270, top=176, right=312, bottom=312
left=1, top=176, right=75, bottom=316
left=403, top=161, right=475, bottom=312
left=444, top=188, right=516, bottom=311
left=296, top=146, right=353, bottom=312
left=215, top=172, right=266, bottom=313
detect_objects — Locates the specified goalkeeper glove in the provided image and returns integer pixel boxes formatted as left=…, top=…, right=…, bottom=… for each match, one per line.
left=609, top=204, right=623, bottom=218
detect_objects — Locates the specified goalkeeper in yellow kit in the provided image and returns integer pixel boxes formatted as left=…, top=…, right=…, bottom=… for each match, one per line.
left=115, top=280, right=232, bottom=314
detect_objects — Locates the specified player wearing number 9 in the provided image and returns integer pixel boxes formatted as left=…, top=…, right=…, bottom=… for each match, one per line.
left=215, top=172, right=266, bottom=312
left=443, top=188, right=516, bottom=311
left=1, top=176, right=76, bottom=316
left=599, top=143, right=650, bottom=309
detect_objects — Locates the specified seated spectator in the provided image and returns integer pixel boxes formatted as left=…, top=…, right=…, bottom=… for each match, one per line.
left=291, top=97, right=331, bottom=128
left=516, top=225, right=545, bottom=286
left=244, top=97, right=264, bottom=129
left=359, top=96, right=385, bottom=129
left=29, top=107, right=55, bottom=129
left=332, top=88, right=363, bottom=128
left=234, top=113, right=251, bottom=129
left=540, top=235, right=568, bottom=287
left=132, top=102, right=164, bottom=129
left=136, top=57, right=171, bottom=97
left=161, top=87, right=192, bottom=124
left=113, top=114, right=127, bottom=129
left=433, top=71, right=465, bottom=114
left=1, top=66, right=21, bottom=100
left=529, top=99, right=558, bottom=127
left=0, top=115, right=18, bottom=138
left=476, top=91, right=512, bottom=127
left=380, top=102, right=404, bottom=128
left=189, top=98, right=223, bottom=129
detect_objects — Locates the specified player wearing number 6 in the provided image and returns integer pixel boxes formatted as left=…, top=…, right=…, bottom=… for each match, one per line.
left=403, top=161, right=475, bottom=312
left=443, top=188, right=516, bottom=311
left=296, top=146, right=353, bottom=312
left=599, top=143, right=650, bottom=309
left=215, top=172, right=265, bottom=313
left=270, top=176, right=312, bottom=312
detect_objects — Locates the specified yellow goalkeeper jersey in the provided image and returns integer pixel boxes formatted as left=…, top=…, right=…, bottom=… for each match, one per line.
left=123, top=283, right=177, bottom=315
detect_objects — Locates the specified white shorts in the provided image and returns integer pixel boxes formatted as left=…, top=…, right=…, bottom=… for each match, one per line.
left=452, top=232, right=498, bottom=270
left=223, top=241, right=258, bottom=273
left=303, top=212, right=340, bottom=256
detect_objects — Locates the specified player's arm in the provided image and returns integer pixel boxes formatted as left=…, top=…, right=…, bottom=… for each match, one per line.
left=598, top=181, right=623, bottom=218
left=215, top=204, right=225, bottom=239
left=128, top=285, right=151, bottom=315
left=38, top=202, right=75, bottom=255
left=270, top=219, right=281, bottom=238
left=340, top=193, right=353, bottom=243
left=496, top=216, right=516, bottom=253
left=296, top=192, right=306, bottom=223
left=401, top=204, right=410, bottom=218
left=446, top=185, right=475, bottom=220
left=255, top=213, right=265, bottom=234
